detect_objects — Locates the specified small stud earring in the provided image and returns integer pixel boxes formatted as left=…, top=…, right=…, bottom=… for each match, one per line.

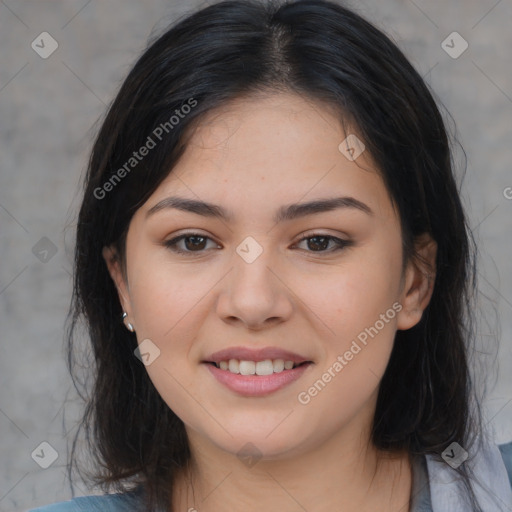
left=122, top=311, right=135, bottom=332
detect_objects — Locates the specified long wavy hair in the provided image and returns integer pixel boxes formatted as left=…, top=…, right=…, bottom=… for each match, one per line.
left=66, top=1, right=490, bottom=510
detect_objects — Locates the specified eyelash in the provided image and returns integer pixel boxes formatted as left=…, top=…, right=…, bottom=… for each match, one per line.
left=163, top=232, right=352, bottom=256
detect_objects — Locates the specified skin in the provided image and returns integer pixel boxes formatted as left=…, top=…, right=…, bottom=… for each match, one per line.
left=104, top=91, right=437, bottom=512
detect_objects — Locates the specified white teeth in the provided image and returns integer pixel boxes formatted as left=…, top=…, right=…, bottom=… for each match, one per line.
left=273, top=359, right=285, bottom=373
left=214, top=358, right=303, bottom=375
left=239, top=360, right=256, bottom=375
left=228, top=359, right=239, bottom=374
left=255, top=360, right=274, bottom=375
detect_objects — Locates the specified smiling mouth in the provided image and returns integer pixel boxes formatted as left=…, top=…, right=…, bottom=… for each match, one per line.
left=204, top=359, right=312, bottom=376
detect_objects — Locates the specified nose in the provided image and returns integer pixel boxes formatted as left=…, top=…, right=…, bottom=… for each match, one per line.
left=215, top=243, right=294, bottom=331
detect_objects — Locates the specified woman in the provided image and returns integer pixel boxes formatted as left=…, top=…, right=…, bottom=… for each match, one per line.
left=30, top=0, right=512, bottom=511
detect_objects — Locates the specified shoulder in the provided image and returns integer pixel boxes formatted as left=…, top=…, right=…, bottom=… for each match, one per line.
left=423, top=438, right=512, bottom=511
left=28, top=490, right=142, bottom=512
left=498, top=440, right=512, bottom=486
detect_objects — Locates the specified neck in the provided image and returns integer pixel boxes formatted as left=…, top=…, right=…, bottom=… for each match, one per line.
left=171, top=423, right=412, bottom=512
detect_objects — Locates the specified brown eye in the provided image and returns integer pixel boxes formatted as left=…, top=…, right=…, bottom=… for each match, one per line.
left=164, top=233, right=219, bottom=254
left=164, top=232, right=352, bottom=256
left=295, top=234, right=352, bottom=253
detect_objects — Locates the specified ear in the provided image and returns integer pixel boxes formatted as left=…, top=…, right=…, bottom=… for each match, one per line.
left=396, top=233, right=437, bottom=331
left=102, top=245, right=133, bottom=319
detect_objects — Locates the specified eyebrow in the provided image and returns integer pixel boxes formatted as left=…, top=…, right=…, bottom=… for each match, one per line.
left=145, top=195, right=373, bottom=223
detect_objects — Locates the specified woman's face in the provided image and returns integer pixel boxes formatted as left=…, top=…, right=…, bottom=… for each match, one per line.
left=105, top=92, right=435, bottom=461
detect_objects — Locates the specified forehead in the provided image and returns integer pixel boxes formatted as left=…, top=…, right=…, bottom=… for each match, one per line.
left=139, top=92, right=396, bottom=223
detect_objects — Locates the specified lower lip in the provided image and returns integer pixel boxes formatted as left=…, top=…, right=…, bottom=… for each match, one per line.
left=203, top=362, right=313, bottom=397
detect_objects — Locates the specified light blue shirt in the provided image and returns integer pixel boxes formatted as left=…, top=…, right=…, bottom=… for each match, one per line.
left=29, top=440, right=512, bottom=512
left=27, top=490, right=141, bottom=511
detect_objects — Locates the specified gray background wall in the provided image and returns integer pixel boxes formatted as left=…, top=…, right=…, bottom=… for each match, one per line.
left=1, top=1, right=511, bottom=510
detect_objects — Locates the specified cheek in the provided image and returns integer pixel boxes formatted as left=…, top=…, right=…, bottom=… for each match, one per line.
left=306, top=255, right=401, bottom=338
left=127, top=254, right=209, bottom=339
left=295, top=267, right=401, bottom=424
left=128, top=264, right=208, bottom=422
left=301, top=244, right=402, bottom=393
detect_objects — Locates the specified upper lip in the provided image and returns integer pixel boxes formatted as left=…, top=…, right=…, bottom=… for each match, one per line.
left=203, top=346, right=312, bottom=364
